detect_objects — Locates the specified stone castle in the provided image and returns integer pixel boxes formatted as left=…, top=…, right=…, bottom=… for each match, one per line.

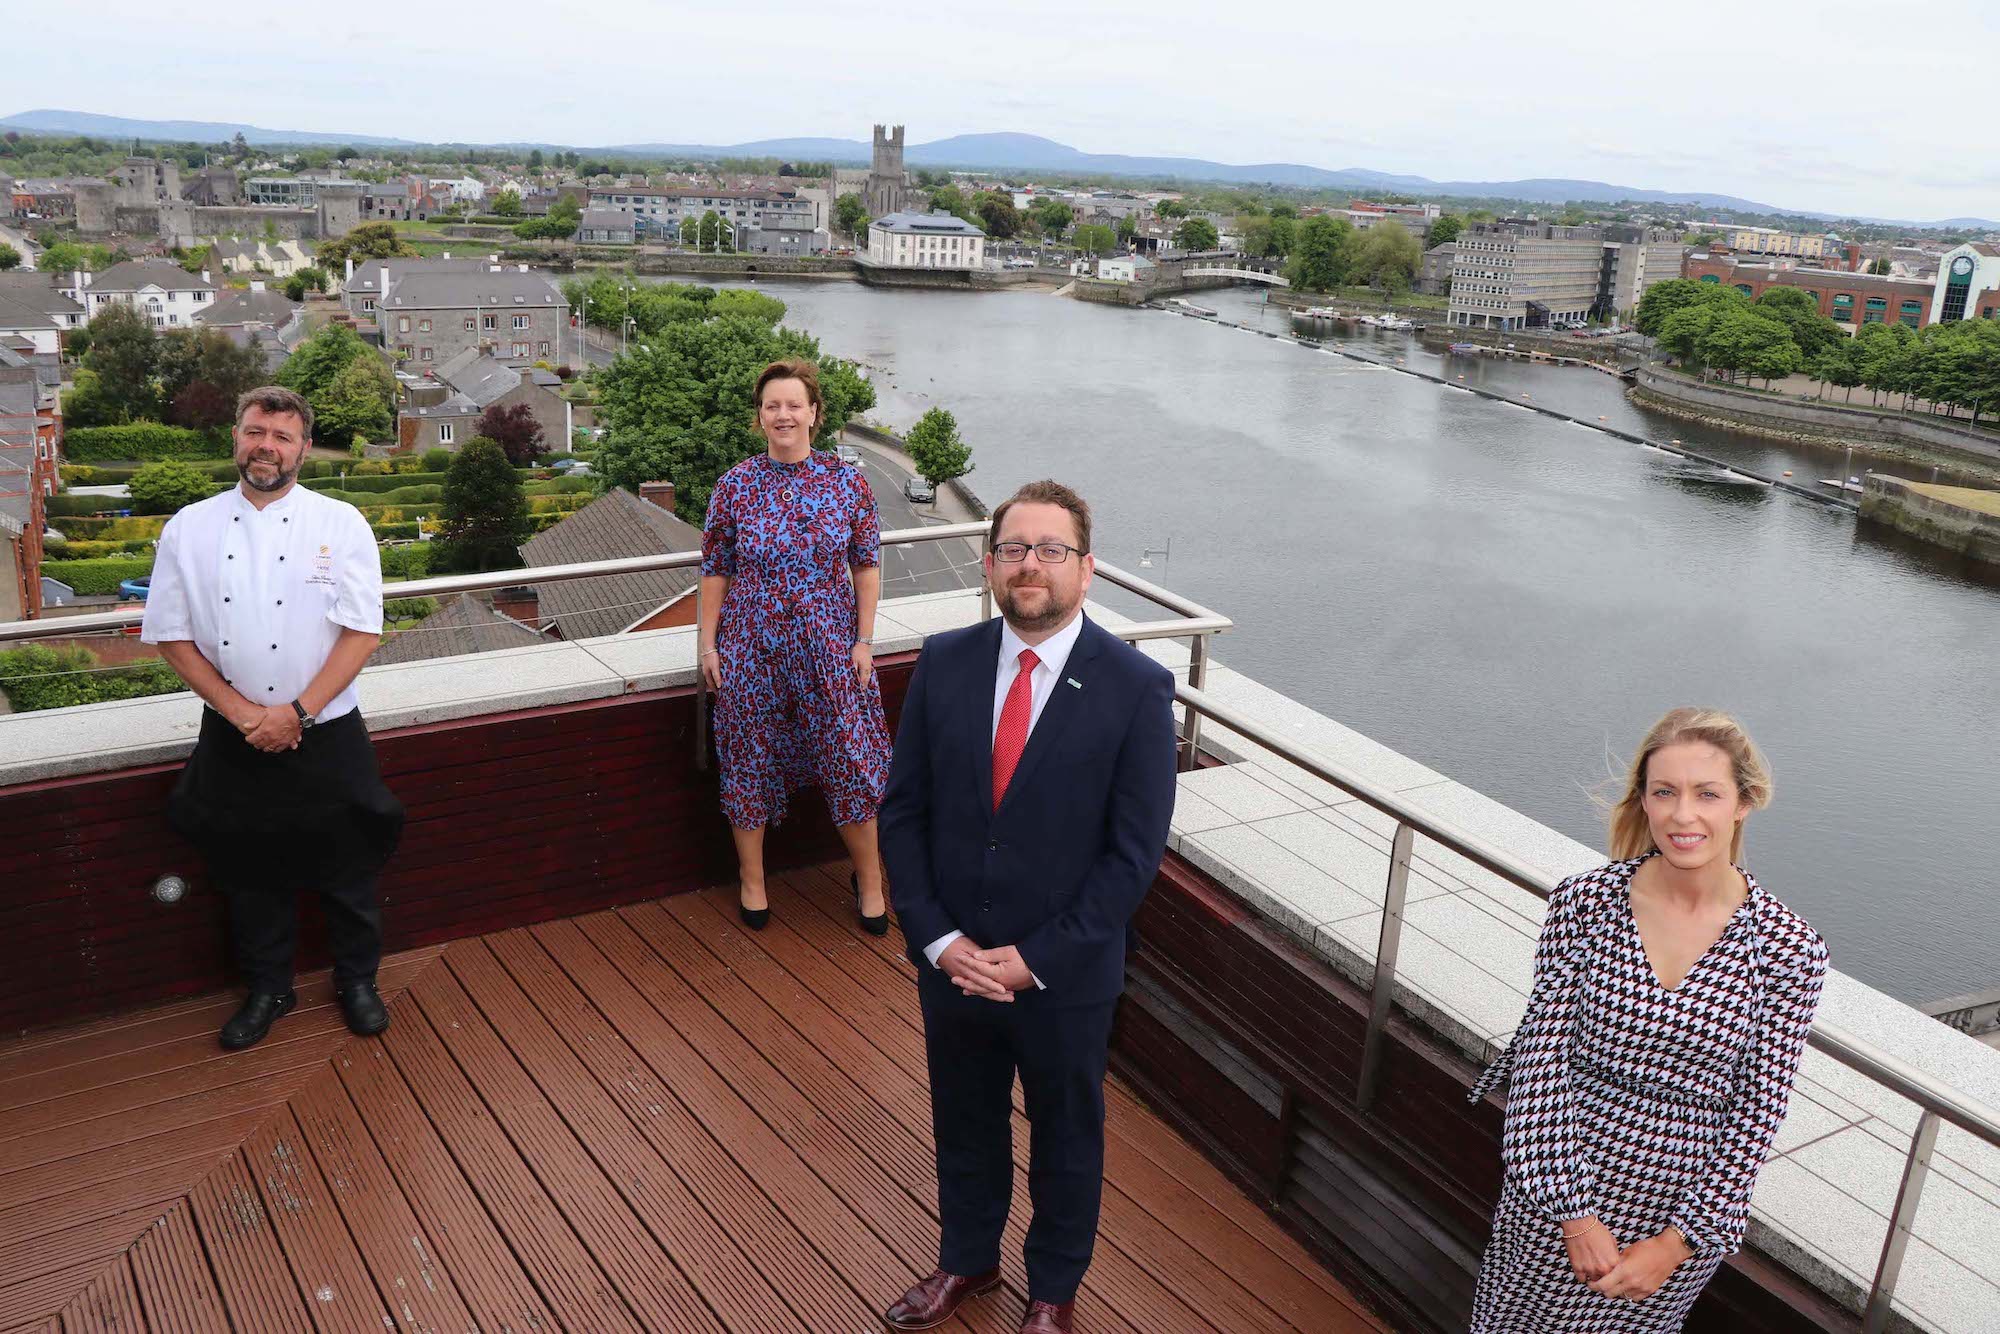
left=74, top=156, right=362, bottom=245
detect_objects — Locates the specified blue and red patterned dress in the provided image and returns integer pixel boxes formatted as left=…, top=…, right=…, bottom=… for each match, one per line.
left=701, top=450, right=892, bottom=829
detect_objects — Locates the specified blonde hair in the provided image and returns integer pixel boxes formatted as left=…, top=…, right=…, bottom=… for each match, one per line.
left=1607, top=707, right=1772, bottom=864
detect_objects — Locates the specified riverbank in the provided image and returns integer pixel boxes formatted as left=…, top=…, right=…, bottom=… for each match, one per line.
left=1859, top=474, right=2000, bottom=567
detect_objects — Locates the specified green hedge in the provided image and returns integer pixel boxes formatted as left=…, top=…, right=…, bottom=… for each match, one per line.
left=46, top=539, right=156, bottom=559
left=383, top=597, right=438, bottom=621
left=370, top=521, right=421, bottom=540
left=46, top=515, right=168, bottom=542
left=64, top=424, right=230, bottom=463
left=315, top=484, right=442, bottom=507
left=304, top=472, right=450, bottom=494
left=379, top=545, right=431, bottom=579
left=0, top=645, right=185, bottom=712
left=42, top=556, right=154, bottom=596
left=524, top=475, right=596, bottom=496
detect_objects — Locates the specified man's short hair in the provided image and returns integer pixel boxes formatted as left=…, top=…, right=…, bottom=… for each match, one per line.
left=236, top=385, right=314, bottom=438
left=988, top=479, right=1091, bottom=554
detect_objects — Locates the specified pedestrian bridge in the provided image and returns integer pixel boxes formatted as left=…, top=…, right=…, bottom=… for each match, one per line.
left=1181, top=265, right=1291, bottom=287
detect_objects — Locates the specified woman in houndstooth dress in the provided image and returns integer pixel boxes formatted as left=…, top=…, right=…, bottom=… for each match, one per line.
left=1467, top=710, right=1828, bottom=1332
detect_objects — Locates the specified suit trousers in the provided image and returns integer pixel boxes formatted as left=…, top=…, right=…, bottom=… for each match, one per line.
left=203, top=811, right=384, bottom=993
left=919, top=971, right=1117, bottom=1304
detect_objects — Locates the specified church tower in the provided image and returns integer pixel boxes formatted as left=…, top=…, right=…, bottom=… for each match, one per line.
left=866, top=124, right=910, bottom=219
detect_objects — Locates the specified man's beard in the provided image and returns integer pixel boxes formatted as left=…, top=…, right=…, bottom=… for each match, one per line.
left=997, top=576, right=1073, bottom=632
left=237, top=454, right=297, bottom=493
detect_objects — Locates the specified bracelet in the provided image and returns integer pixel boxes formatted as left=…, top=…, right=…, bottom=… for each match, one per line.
left=1561, top=1220, right=1601, bottom=1240
left=700, top=649, right=718, bottom=658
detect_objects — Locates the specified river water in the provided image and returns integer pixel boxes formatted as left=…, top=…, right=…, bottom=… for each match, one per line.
left=711, top=278, right=2000, bottom=1004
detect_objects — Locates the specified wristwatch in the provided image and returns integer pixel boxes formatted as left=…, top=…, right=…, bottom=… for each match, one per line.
left=291, top=699, right=316, bottom=730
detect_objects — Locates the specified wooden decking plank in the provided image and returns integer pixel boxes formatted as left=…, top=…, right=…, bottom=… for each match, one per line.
left=406, top=961, right=722, bottom=1332
left=127, top=1202, right=230, bottom=1334
left=667, top=889, right=1219, bottom=1334
left=0, top=1154, right=214, bottom=1255
left=443, top=938, right=798, bottom=1332
left=575, top=910, right=1014, bottom=1334
left=0, top=1081, right=296, bottom=1184
left=0, top=1260, right=108, bottom=1334
left=286, top=1070, right=480, bottom=1333
left=498, top=922, right=893, bottom=1331
left=0, top=1204, right=171, bottom=1301
left=56, top=1253, right=143, bottom=1334
left=372, top=996, right=642, bottom=1334
left=0, top=1110, right=264, bottom=1224
left=241, top=1106, right=396, bottom=1334
left=791, top=862, right=1378, bottom=1323
left=620, top=899, right=1152, bottom=1334
left=0, top=952, right=440, bottom=1087
left=330, top=1040, right=563, bottom=1334
left=186, top=1150, right=313, bottom=1334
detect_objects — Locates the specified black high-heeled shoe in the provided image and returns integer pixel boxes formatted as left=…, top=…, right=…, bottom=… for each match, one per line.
left=739, top=885, right=770, bottom=931
left=853, top=871, right=889, bottom=937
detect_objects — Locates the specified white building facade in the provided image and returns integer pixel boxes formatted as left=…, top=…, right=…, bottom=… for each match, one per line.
left=867, top=211, right=987, bottom=268
left=66, top=260, right=217, bottom=329
left=1930, top=243, right=2000, bottom=324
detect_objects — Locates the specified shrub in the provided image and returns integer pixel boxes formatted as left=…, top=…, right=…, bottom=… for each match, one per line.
left=351, top=459, right=390, bottom=476
left=48, top=515, right=167, bottom=542
left=47, top=493, right=138, bottom=517
left=422, top=448, right=452, bottom=471
left=383, top=597, right=438, bottom=621
left=45, top=539, right=155, bottom=559
left=0, top=645, right=185, bottom=712
left=63, top=423, right=230, bottom=463
left=41, top=556, right=154, bottom=596
left=303, top=471, right=447, bottom=494
left=390, top=455, right=427, bottom=475
left=370, top=521, right=421, bottom=540
left=127, top=460, right=221, bottom=514
left=378, top=544, right=432, bottom=579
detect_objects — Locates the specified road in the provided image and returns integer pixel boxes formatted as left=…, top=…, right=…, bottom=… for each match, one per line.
left=845, top=439, right=985, bottom=599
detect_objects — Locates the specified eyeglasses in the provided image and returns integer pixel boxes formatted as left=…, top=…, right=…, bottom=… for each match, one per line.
left=991, top=541, right=1084, bottom=564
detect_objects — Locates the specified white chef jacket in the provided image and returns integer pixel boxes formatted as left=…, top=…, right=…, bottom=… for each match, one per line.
left=921, top=610, right=1087, bottom=988
left=141, top=483, right=383, bottom=723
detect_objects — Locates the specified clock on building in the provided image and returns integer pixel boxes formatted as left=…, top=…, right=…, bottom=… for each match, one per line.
left=1952, top=254, right=1975, bottom=276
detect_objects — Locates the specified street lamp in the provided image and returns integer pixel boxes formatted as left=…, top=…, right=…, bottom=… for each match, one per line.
left=1138, top=538, right=1171, bottom=569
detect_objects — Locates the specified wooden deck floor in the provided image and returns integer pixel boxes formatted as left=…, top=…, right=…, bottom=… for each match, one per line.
left=0, top=862, right=1389, bottom=1334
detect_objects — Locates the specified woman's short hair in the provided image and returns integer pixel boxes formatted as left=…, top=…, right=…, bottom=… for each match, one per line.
left=752, top=359, right=823, bottom=429
left=235, top=385, right=314, bottom=437
left=1607, top=707, right=1772, bottom=864
left=988, top=479, right=1092, bottom=555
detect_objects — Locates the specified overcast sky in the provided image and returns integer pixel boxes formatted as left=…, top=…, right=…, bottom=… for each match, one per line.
left=17, top=0, right=1995, bottom=222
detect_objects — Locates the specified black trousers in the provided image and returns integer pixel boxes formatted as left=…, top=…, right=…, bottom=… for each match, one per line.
left=204, top=810, right=385, bottom=993
left=919, top=971, right=1117, bottom=1304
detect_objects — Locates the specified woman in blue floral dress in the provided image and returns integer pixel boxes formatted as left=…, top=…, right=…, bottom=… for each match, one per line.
left=698, top=359, right=893, bottom=934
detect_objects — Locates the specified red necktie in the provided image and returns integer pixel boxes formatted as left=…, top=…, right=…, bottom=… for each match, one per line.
left=992, top=647, right=1040, bottom=811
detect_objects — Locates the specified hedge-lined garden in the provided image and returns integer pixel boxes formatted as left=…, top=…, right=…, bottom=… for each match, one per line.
left=63, top=424, right=232, bottom=463
left=0, top=645, right=185, bottom=713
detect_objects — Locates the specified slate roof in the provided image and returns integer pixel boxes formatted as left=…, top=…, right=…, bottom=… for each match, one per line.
left=85, top=259, right=217, bottom=294
left=0, top=273, right=85, bottom=322
left=193, top=287, right=300, bottom=328
left=518, top=487, right=701, bottom=641
left=370, top=592, right=546, bottom=665
left=381, top=267, right=567, bottom=312
left=434, top=348, right=522, bottom=407
left=0, top=376, right=40, bottom=535
left=872, top=210, right=987, bottom=236
left=345, top=256, right=494, bottom=296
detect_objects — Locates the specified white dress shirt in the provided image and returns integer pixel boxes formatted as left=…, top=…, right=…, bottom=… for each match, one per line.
left=923, top=610, right=1088, bottom=987
left=142, top=483, right=383, bottom=722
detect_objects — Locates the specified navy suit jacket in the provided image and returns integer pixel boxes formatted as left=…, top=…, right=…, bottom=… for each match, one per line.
left=879, top=613, right=1178, bottom=1008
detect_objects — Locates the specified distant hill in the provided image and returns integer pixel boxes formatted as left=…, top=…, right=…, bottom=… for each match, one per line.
left=9, top=108, right=1992, bottom=228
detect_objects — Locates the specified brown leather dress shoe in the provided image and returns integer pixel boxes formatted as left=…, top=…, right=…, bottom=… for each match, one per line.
left=883, top=1267, right=1002, bottom=1330
left=1020, top=1299, right=1076, bottom=1333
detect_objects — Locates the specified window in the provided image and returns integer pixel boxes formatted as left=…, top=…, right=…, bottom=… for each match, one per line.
left=512, top=314, right=529, bottom=329
left=464, top=317, right=476, bottom=331
left=1863, top=296, right=1886, bottom=324
left=512, top=342, right=529, bottom=358
left=1698, top=274, right=1720, bottom=284
left=362, top=298, right=376, bottom=312
left=1831, top=293, right=1854, bottom=321
left=537, top=341, right=550, bottom=357
left=438, top=422, right=454, bottom=444
left=398, top=316, right=411, bottom=333
left=482, top=314, right=498, bottom=331
left=418, top=318, right=432, bottom=332
left=1899, top=300, right=1922, bottom=328
left=420, top=347, right=433, bottom=361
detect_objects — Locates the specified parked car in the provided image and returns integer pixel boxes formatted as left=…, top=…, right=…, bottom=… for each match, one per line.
left=903, top=474, right=936, bottom=504
left=117, top=576, right=151, bottom=602
left=835, top=444, right=862, bottom=467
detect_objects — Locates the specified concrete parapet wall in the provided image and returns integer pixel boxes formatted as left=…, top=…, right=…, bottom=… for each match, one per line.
left=1417, top=322, right=1631, bottom=368
left=1069, top=277, right=1148, bottom=306
left=1632, top=366, right=2000, bottom=473
left=1859, top=474, right=2000, bottom=566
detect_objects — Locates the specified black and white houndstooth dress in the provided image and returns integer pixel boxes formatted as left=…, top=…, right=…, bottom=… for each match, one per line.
left=1466, top=854, right=1828, bottom=1332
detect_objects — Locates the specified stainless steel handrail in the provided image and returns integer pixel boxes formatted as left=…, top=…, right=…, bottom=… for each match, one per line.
left=1172, top=681, right=1997, bottom=1331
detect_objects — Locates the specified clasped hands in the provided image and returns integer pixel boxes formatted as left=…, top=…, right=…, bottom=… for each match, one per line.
left=1562, top=1215, right=1691, bottom=1302
left=235, top=703, right=301, bottom=754
left=938, top=936, right=1034, bottom=1002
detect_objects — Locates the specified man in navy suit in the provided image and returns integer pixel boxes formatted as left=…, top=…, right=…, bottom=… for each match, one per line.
left=878, top=480, right=1178, bottom=1334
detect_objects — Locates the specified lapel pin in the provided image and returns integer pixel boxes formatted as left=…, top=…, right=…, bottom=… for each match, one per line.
left=1066, top=677, right=1083, bottom=689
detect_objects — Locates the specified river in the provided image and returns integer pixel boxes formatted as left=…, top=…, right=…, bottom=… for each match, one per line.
left=703, top=278, right=2000, bottom=1004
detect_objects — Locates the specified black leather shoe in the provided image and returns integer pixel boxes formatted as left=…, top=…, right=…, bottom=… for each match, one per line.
left=219, top=990, right=296, bottom=1050
left=335, top=980, right=390, bottom=1036
left=854, top=870, right=889, bottom=937
left=883, top=1267, right=1002, bottom=1330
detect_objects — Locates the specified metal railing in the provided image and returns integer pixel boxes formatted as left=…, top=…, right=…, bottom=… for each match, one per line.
left=1171, top=683, right=2000, bottom=1333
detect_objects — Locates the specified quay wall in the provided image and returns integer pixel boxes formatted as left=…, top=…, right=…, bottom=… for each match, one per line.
left=1858, top=474, right=2000, bottom=567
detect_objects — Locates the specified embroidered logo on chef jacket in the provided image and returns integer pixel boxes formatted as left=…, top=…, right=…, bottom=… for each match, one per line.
left=307, top=544, right=335, bottom=587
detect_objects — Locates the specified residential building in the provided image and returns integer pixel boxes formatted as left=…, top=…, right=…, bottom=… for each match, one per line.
left=1416, top=242, right=1455, bottom=296
left=0, top=352, right=58, bottom=620
left=370, top=592, right=546, bottom=665
left=741, top=215, right=827, bottom=255
left=9, top=178, right=84, bottom=220
left=867, top=210, right=987, bottom=269
left=192, top=283, right=300, bottom=333
left=66, top=260, right=217, bottom=329
left=586, top=186, right=818, bottom=244
left=1446, top=222, right=1602, bottom=330
left=576, top=208, right=636, bottom=245
left=426, top=177, right=487, bottom=205
left=517, top=482, right=703, bottom=639
left=395, top=348, right=571, bottom=453
left=339, top=254, right=493, bottom=323
left=0, top=273, right=87, bottom=361
left=208, top=237, right=317, bottom=277
left=1681, top=250, right=1935, bottom=329
left=1718, top=225, right=1831, bottom=260
left=375, top=263, right=569, bottom=366
left=1335, top=200, right=1440, bottom=241
left=1931, top=243, right=2000, bottom=323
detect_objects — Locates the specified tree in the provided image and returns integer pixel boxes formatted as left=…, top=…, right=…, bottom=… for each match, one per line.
left=1072, top=224, right=1117, bottom=255
left=491, top=188, right=523, bottom=217
left=1695, top=307, right=1798, bottom=385
left=1113, top=216, right=1137, bottom=246
left=0, top=243, right=19, bottom=271
left=698, top=210, right=731, bottom=252
left=1867, top=257, right=1892, bottom=276
left=973, top=192, right=1019, bottom=239
left=313, top=355, right=396, bottom=448
left=1425, top=214, right=1463, bottom=249
left=1808, top=341, right=1864, bottom=402
left=927, top=185, right=974, bottom=223
left=127, top=459, right=217, bottom=514
left=475, top=402, right=546, bottom=465
left=40, top=240, right=114, bottom=274
left=903, top=406, right=973, bottom=487
left=1349, top=223, right=1422, bottom=294
left=833, top=192, right=869, bottom=239
left=429, top=437, right=530, bottom=573
left=80, top=304, right=159, bottom=423
left=170, top=379, right=236, bottom=431
left=513, top=194, right=580, bottom=240
left=278, top=321, right=371, bottom=403
left=1174, top=218, right=1219, bottom=252
left=593, top=313, right=874, bottom=518
left=679, top=215, right=701, bottom=247
left=527, top=149, right=545, bottom=170
left=1154, top=199, right=1187, bottom=219
left=1754, top=286, right=1841, bottom=358
left=710, top=288, right=787, bottom=324
left=1027, top=198, right=1072, bottom=240
left=1655, top=304, right=1719, bottom=367
left=155, top=327, right=264, bottom=425
left=1287, top=215, right=1356, bottom=292
left=1635, top=278, right=1742, bottom=337
left=316, top=221, right=417, bottom=267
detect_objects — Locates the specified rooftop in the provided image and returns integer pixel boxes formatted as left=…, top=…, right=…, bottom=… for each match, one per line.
left=383, top=267, right=567, bottom=311
left=517, top=487, right=703, bottom=641
left=370, top=591, right=546, bottom=665
left=83, top=260, right=216, bottom=294
left=873, top=210, right=988, bottom=236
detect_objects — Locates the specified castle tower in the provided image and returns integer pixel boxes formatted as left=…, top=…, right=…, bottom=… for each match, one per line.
left=866, top=124, right=910, bottom=219
left=315, top=182, right=365, bottom=240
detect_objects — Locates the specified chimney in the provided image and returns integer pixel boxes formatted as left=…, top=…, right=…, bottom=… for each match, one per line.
left=493, top=585, right=540, bottom=626
left=639, top=480, right=677, bottom=513
left=344, top=256, right=355, bottom=283
left=201, top=270, right=210, bottom=285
